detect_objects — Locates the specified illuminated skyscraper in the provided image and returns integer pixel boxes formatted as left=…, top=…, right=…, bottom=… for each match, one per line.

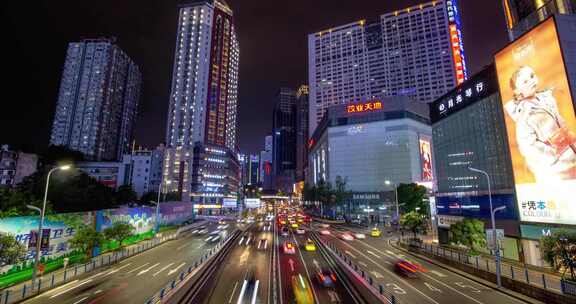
left=502, top=0, right=576, bottom=39
left=50, top=38, right=141, bottom=161
left=164, top=0, right=240, bottom=203
left=308, top=0, right=466, bottom=136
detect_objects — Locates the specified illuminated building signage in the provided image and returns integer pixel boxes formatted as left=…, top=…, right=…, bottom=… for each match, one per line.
left=446, top=0, right=468, bottom=85
left=193, top=204, right=222, bottom=209
left=430, top=65, right=497, bottom=123
left=346, top=101, right=383, bottom=113
left=419, top=137, right=433, bottom=182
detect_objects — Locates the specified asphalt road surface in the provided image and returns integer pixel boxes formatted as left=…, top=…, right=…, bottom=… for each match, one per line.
left=21, top=220, right=235, bottom=304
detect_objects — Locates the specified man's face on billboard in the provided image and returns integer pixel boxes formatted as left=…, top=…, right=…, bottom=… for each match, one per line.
left=513, top=66, right=538, bottom=99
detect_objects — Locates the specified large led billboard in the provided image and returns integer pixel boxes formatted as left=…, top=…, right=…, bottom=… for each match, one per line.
left=419, top=137, right=434, bottom=182
left=495, top=17, right=576, bottom=225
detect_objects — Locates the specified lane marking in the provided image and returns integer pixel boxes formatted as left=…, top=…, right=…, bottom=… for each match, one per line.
left=72, top=296, right=88, bottom=304
left=127, top=263, right=149, bottom=274
left=94, top=290, right=103, bottom=295
left=430, top=270, right=447, bottom=278
left=152, top=262, right=174, bottom=277
left=454, top=282, right=481, bottom=293
left=344, top=250, right=357, bottom=259
left=358, top=261, right=368, bottom=267
left=424, top=282, right=443, bottom=293
left=331, top=237, right=440, bottom=304
left=237, top=280, right=248, bottom=304
left=137, top=263, right=160, bottom=276
left=228, top=281, right=239, bottom=304
left=252, top=280, right=260, bottom=304
left=366, top=250, right=380, bottom=258
left=177, top=243, right=188, bottom=250
left=168, top=262, right=186, bottom=276
left=49, top=279, right=93, bottom=298
left=42, top=279, right=79, bottom=296
left=370, top=271, right=384, bottom=279
left=104, top=263, right=132, bottom=276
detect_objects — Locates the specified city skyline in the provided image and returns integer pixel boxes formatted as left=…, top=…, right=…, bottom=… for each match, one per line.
left=2, top=0, right=508, bottom=155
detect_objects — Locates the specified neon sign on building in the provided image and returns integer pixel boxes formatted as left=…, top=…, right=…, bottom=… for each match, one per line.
left=446, top=0, right=468, bottom=85
left=346, top=101, right=383, bottom=113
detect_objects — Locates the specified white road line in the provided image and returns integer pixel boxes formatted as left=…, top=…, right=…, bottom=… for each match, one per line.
left=153, top=262, right=174, bottom=277
left=177, top=243, right=188, bottom=250
left=94, top=290, right=103, bottom=294
left=358, top=261, right=368, bottom=267
left=50, top=279, right=93, bottom=298
left=332, top=238, right=440, bottom=304
left=366, top=250, right=380, bottom=258
left=72, top=296, right=88, bottom=304
left=127, top=263, right=149, bottom=274
left=104, top=263, right=132, bottom=276
left=168, top=262, right=186, bottom=275
left=251, top=280, right=260, bottom=304
left=228, top=281, right=239, bottom=304
left=42, top=280, right=79, bottom=296
left=430, top=270, right=447, bottom=278
left=137, top=263, right=160, bottom=276
left=344, top=250, right=357, bottom=259
left=237, top=280, right=248, bottom=304
left=363, top=238, right=486, bottom=304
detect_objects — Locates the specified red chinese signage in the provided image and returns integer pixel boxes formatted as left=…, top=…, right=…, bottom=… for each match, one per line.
left=449, top=24, right=465, bottom=85
left=346, top=101, right=383, bottom=114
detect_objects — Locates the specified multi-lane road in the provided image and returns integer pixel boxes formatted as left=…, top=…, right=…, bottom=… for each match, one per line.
left=19, top=216, right=541, bottom=304
left=21, top=220, right=234, bottom=304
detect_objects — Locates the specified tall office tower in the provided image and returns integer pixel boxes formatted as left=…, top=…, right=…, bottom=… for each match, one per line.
left=272, top=88, right=297, bottom=193
left=164, top=0, right=240, bottom=203
left=295, top=85, right=309, bottom=183
left=502, top=0, right=576, bottom=39
left=50, top=38, right=141, bottom=161
left=308, top=0, right=466, bottom=136
left=260, top=135, right=273, bottom=190
left=248, top=154, right=260, bottom=185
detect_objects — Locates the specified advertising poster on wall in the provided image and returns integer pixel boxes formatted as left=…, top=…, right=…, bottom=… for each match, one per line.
left=495, top=17, right=576, bottom=224
left=223, top=198, right=238, bottom=208
left=419, top=137, right=434, bottom=181
left=245, top=198, right=262, bottom=209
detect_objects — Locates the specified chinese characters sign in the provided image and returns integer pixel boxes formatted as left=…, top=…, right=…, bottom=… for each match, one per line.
left=430, top=65, right=497, bottom=123
left=346, top=101, right=382, bottom=114
left=446, top=0, right=468, bottom=84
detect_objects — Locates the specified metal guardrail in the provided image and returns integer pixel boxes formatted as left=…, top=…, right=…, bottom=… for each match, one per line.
left=399, top=240, right=562, bottom=293
left=144, top=230, right=237, bottom=304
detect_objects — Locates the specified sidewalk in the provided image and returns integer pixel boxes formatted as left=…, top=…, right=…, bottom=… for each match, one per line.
left=0, top=223, right=202, bottom=304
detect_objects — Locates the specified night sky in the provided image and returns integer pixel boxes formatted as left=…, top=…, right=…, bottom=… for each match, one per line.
left=1, top=0, right=508, bottom=155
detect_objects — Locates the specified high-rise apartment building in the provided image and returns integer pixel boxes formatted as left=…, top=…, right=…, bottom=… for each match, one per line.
left=50, top=38, right=141, bottom=161
left=272, top=88, right=297, bottom=193
left=295, top=85, right=309, bottom=182
left=164, top=0, right=240, bottom=203
left=308, top=0, right=466, bottom=135
left=260, top=135, right=273, bottom=190
left=502, top=0, right=576, bottom=39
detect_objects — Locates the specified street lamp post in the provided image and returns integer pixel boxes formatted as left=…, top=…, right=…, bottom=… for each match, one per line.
left=155, top=180, right=171, bottom=233
left=385, top=180, right=399, bottom=228
left=30, top=165, right=70, bottom=287
left=468, top=166, right=505, bottom=288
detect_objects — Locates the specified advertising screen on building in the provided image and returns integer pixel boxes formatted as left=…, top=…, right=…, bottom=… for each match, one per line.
left=245, top=198, right=262, bottom=209
left=419, top=137, right=433, bottom=181
left=495, top=18, right=576, bottom=225
left=223, top=198, right=237, bottom=208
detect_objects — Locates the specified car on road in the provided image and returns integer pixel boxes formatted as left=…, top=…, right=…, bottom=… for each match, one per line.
left=354, top=233, right=366, bottom=239
left=295, top=228, right=305, bottom=235
left=283, top=241, right=296, bottom=254
left=316, top=268, right=337, bottom=288
left=304, top=239, right=316, bottom=251
left=370, top=228, right=381, bottom=237
left=292, top=274, right=314, bottom=304
left=394, top=259, right=426, bottom=278
left=281, top=226, right=290, bottom=236
left=340, top=233, right=354, bottom=241
left=319, top=230, right=331, bottom=235
left=291, top=223, right=299, bottom=229
left=318, top=224, right=330, bottom=228
left=257, top=238, right=268, bottom=250
left=218, top=219, right=226, bottom=225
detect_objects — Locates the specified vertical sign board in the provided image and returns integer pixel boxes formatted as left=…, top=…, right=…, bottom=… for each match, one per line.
left=495, top=17, right=576, bottom=225
left=419, top=136, right=434, bottom=181
left=446, top=0, right=468, bottom=84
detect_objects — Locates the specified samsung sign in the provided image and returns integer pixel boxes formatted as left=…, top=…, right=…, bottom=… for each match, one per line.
left=430, top=65, right=498, bottom=123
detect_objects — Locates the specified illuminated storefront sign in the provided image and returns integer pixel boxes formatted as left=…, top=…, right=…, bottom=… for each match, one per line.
left=430, top=66, right=497, bottom=123
left=495, top=18, right=576, bottom=225
left=193, top=204, right=222, bottom=209
left=245, top=198, right=262, bottom=209
left=419, top=137, right=433, bottom=181
left=446, top=0, right=468, bottom=85
left=223, top=198, right=237, bottom=208
left=346, top=101, right=383, bottom=113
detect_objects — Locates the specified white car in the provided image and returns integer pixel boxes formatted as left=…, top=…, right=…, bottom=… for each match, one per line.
left=319, top=224, right=330, bottom=228
left=354, top=233, right=366, bottom=239
left=341, top=233, right=354, bottom=241
left=296, top=228, right=305, bottom=235
left=319, top=230, right=331, bottom=235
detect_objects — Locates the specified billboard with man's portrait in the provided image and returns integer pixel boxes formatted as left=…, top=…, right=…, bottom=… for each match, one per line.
left=495, top=17, right=576, bottom=224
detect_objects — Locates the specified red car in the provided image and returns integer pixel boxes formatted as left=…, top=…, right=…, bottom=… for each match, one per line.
left=394, top=259, right=426, bottom=277
left=283, top=241, right=296, bottom=254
